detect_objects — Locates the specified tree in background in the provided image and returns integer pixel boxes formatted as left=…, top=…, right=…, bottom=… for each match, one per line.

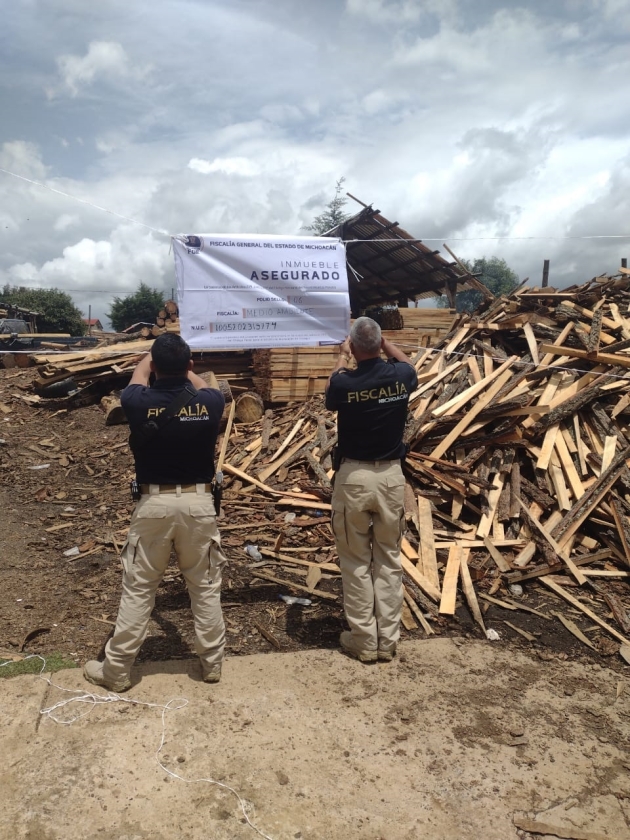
left=1, top=285, right=86, bottom=335
left=304, top=177, right=351, bottom=235
left=440, top=256, right=519, bottom=313
left=108, top=283, right=165, bottom=332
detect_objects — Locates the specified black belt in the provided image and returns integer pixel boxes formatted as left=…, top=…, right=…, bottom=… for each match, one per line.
left=341, top=458, right=401, bottom=466
left=140, top=483, right=212, bottom=495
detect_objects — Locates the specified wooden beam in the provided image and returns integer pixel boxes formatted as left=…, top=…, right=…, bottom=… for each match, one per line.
left=439, top=547, right=461, bottom=614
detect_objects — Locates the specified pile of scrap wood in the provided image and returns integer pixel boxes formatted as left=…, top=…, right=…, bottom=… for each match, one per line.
left=25, top=339, right=254, bottom=407
left=215, top=271, right=630, bottom=662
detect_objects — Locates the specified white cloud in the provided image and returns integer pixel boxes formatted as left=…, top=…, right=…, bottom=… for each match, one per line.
left=53, top=213, right=80, bottom=231
left=188, top=157, right=261, bottom=177
left=0, top=141, right=47, bottom=180
left=346, top=0, right=447, bottom=24
left=50, top=40, right=148, bottom=98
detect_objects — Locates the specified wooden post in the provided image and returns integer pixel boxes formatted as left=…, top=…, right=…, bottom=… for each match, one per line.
left=622, top=258, right=628, bottom=269
left=542, top=259, right=550, bottom=288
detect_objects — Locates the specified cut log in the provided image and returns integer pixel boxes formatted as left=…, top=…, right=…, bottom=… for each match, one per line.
left=100, top=395, right=127, bottom=426
left=235, top=391, right=264, bottom=424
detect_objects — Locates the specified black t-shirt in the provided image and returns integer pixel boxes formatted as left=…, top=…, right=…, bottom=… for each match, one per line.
left=121, top=377, right=225, bottom=484
left=325, top=357, right=418, bottom=460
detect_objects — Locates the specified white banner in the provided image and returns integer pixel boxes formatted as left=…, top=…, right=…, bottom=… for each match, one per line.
left=173, top=234, right=350, bottom=349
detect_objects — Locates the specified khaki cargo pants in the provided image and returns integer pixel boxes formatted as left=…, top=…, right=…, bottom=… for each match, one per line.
left=331, top=459, right=406, bottom=653
left=103, top=486, right=227, bottom=683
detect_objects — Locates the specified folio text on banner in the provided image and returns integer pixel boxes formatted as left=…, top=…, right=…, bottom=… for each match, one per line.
left=173, top=234, right=351, bottom=349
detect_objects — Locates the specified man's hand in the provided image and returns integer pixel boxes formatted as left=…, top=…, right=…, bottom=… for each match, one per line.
left=339, top=337, right=352, bottom=358
left=128, top=352, right=153, bottom=386
left=326, top=337, right=353, bottom=390
left=381, top=337, right=413, bottom=365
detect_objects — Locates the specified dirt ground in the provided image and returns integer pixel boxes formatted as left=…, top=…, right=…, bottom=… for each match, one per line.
left=2, top=365, right=630, bottom=839
left=2, top=640, right=630, bottom=840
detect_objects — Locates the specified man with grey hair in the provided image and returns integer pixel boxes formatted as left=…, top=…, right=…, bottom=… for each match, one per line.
left=326, top=316, right=418, bottom=663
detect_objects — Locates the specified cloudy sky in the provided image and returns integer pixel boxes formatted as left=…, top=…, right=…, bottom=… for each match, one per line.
left=1, top=0, right=630, bottom=326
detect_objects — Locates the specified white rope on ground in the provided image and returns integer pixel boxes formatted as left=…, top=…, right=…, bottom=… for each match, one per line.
left=0, top=655, right=275, bottom=840
left=0, top=168, right=170, bottom=238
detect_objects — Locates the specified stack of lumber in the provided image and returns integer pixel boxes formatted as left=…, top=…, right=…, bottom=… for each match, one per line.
left=399, top=307, right=457, bottom=330
left=252, top=329, right=436, bottom=403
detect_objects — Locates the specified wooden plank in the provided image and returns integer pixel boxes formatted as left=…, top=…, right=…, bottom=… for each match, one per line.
left=538, top=321, right=574, bottom=368
left=403, top=587, right=434, bottom=635
left=467, top=355, right=482, bottom=384
left=438, top=547, right=461, bottom=615
left=401, top=602, right=418, bottom=630
left=434, top=539, right=525, bottom=549
left=610, top=497, right=630, bottom=567
left=259, top=548, right=340, bottom=573
left=541, top=576, right=630, bottom=645
left=223, top=463, right=320, bottom=501
left=276, top=498, right=331, bottom=511
left=483, top=536, right=511, bottom=572
left=271, top=418, right=305, bottom=461
left=250, top=569, right=337, bottom=600
left=257, top=431, right=316, bottom=482
left=417, top=496, right=440, bottom=591
left=553, top=446, right=630, bottom=548
left=539, top=343, right=630, bottom=370
left=401, top=536, right=419, bottom=560
left=554, top=432, right=584, bottom=499
left=217, top=400, right=236, bottom=472
left=477, top=472, right=505, bottom=539
left=503, top=621, right=536, bottom=642
left=516, top=497, right=587, bottom=585
left=548, top=454, right=572, bottom=511
left=401, top=556, right=441, bottom=603
left=574, top=416, right=588, bottom=476
left=443, top=326, right=470, bottom=355
left=409, top=360, right=463, bottom=404
left=430, top=359, right=517, bottom=460
left=431, top=361, right=513, bottom=418
left=600, top=435, right=617, bottom=473
left=459, top=551, right=485, bottom=632
left=553, top=611, right=596, bottom=650
left=537, top=424, right=560, bottom=470
left=523, top=321, right=539, bottom=365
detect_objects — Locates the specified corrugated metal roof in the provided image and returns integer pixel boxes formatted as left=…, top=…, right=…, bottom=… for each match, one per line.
left=325, top=204, right=491, bottom=314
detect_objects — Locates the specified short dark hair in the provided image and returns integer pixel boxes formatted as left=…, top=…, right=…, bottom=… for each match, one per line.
left=151, top=333, right=191, bottom=375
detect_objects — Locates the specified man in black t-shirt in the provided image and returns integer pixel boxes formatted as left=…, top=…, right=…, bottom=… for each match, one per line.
left=84, top=334, right=227, bottom=691
left=326, top=317, right=418, bottom=664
